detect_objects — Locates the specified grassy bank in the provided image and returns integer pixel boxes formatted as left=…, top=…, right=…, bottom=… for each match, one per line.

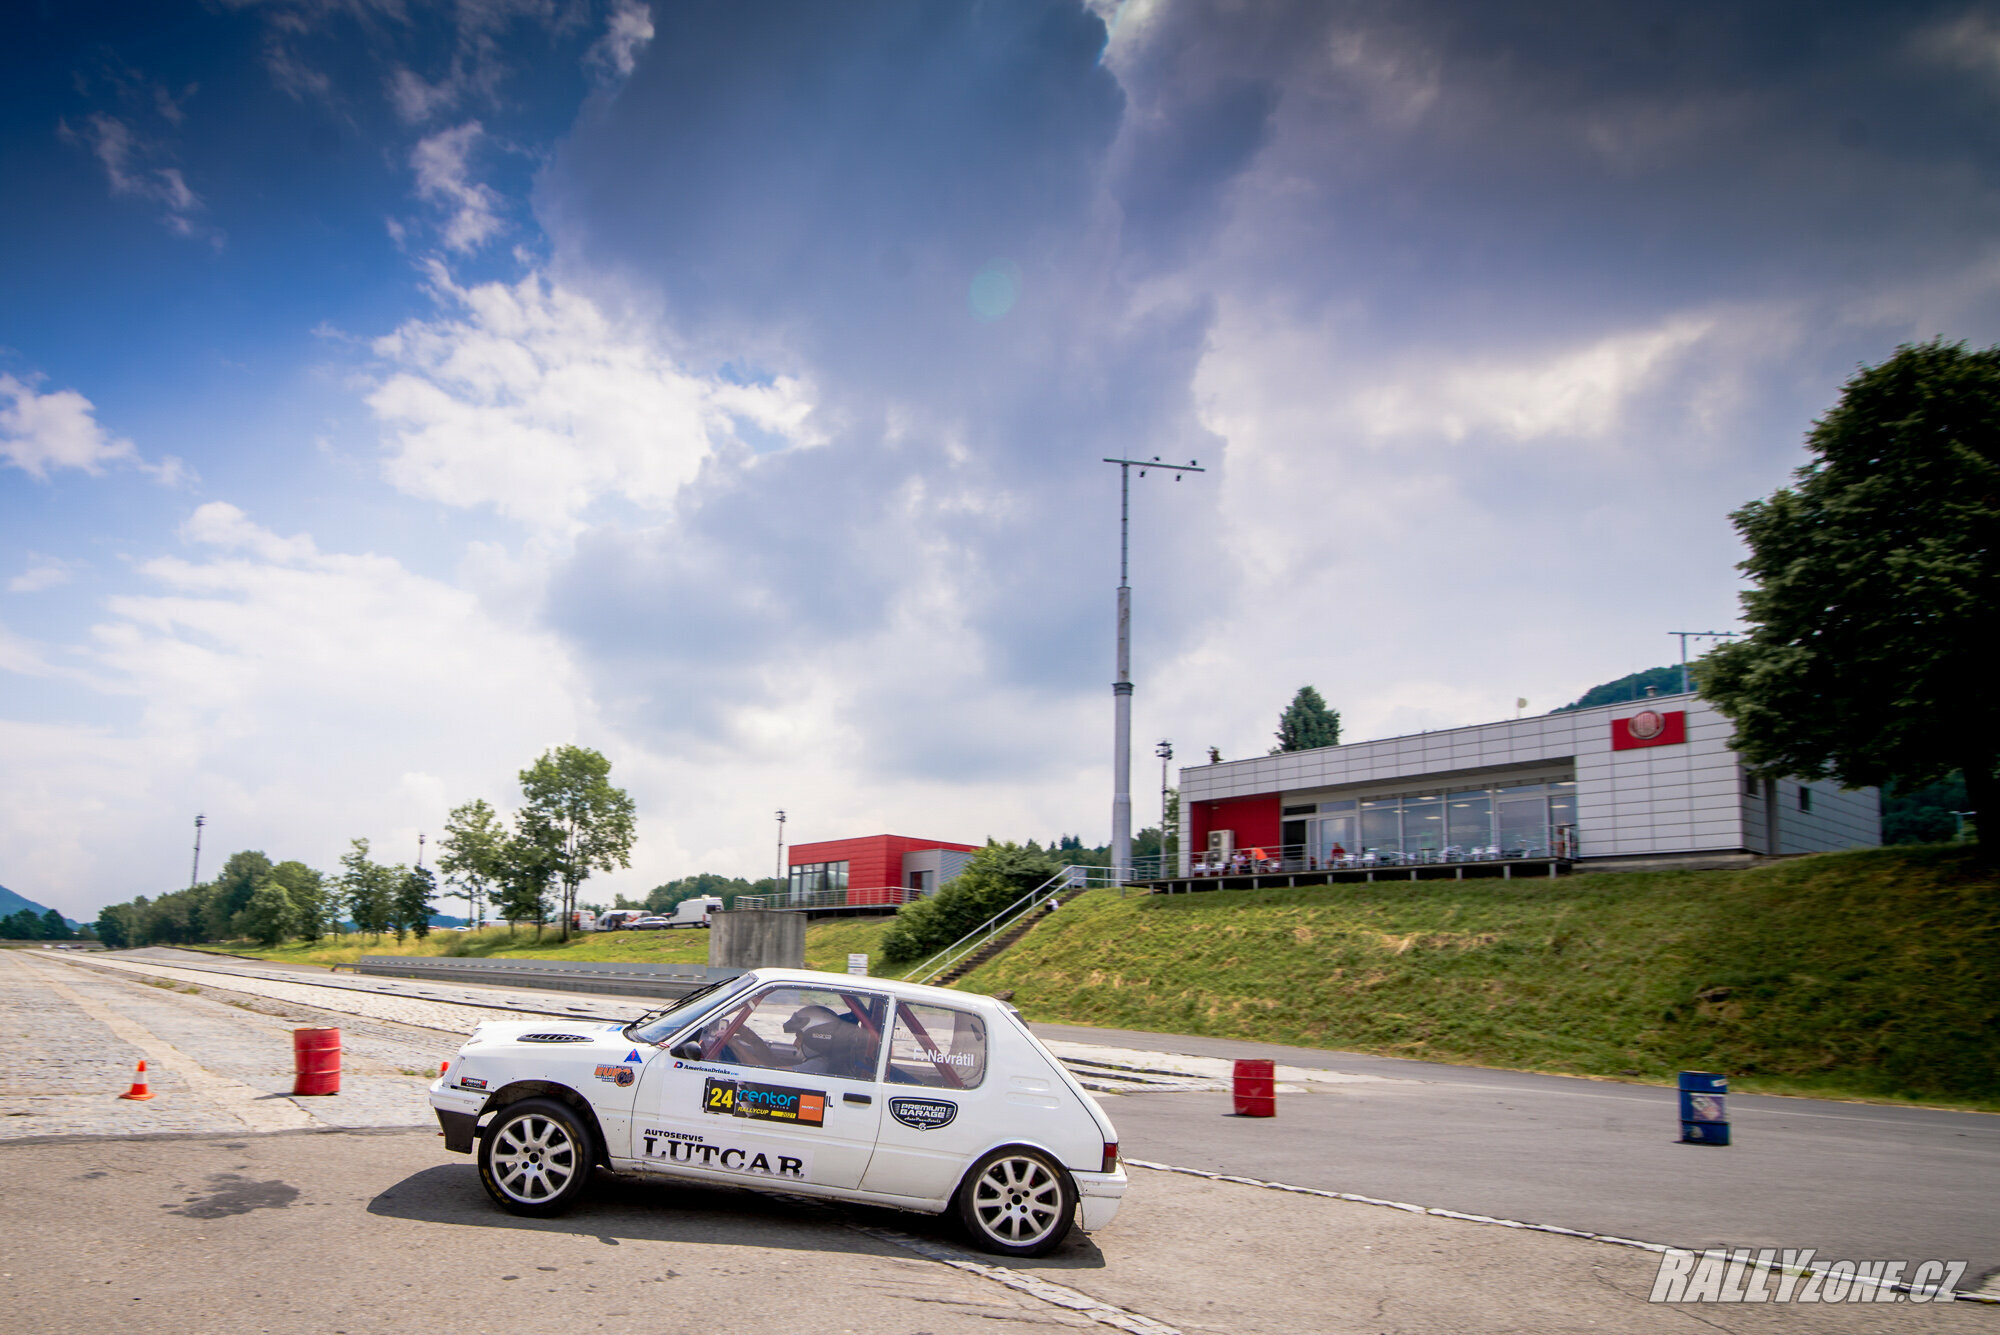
left=199, top=915, right=899, bottom=976
left=952, top=845, right=2000, bottom=1110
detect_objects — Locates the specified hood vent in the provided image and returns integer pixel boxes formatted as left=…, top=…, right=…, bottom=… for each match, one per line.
left=519, top=1032, right=593, bottom=1043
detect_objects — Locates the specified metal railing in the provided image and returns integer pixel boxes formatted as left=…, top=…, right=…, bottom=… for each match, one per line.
left=1170, top=828, right=1580, bottom=877
left=731, top=885, right=921, bottom=912
left=901, top=864, right=1122, bottom=987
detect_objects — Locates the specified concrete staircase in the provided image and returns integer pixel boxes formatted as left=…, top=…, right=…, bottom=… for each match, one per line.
left=930, top=911, right=1046, bottom=986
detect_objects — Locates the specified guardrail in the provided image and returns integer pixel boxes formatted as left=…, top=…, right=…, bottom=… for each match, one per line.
left=354, top=956, right=744, bottom=1000
left=732, top=885, right=920, bottom=912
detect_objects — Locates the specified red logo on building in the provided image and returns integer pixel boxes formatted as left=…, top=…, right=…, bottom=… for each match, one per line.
left=1612, top=709, right=1686, bottom=750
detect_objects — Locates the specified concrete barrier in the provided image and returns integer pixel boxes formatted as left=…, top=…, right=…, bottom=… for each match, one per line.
left=709, top=910, right=806, bottom=970
left=353, top=956, right=743, bottom=1000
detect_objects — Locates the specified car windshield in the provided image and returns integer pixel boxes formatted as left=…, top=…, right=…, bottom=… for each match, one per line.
left=624, top=973, right=758, bottom=1046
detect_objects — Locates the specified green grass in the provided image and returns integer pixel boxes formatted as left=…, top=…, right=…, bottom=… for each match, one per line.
left=949, top=845, right=2000, bottom=1111
left=199, top=914, right=903, bottom=975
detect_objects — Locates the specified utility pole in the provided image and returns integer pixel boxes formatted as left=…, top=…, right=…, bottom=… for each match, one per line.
left=189, top=813, right=205, bottom=890
left=1103, top=456, right=1203, bottom=883
left=1669, top=630, right=1739, bottom=695
left=416, top=831, right=426, bottom=870
left=1155, top=739, right=1174, bottom=875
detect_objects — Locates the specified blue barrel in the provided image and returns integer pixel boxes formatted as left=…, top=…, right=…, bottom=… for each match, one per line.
left=1678, top=1071, right=1729, bottom=1145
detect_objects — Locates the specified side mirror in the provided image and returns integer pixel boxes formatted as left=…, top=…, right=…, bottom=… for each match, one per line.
left=671, top=1041, right=702, bottom=1060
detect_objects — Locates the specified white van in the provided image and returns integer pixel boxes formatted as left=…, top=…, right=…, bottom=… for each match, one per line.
left=663, top=895, right=724, bottom=928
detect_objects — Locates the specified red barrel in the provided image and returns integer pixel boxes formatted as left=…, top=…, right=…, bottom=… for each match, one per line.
left=293, top=1027, right=342, bottom=1096
left=1233, top=1058, right=1275, bottom=1117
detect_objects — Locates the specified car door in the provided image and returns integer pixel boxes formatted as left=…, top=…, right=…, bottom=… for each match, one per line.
left=631, top=982, right=887, bottom=1191
left=860, top=998, right=1001, bottom=1202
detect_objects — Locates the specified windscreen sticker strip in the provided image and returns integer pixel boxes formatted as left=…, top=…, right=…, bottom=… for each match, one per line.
left=703, top=1076, right=826, bottom=1127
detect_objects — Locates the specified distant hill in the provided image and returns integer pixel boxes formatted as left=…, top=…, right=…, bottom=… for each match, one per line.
left=0, top=883, right=79, bottom=929
left=1554, top=664, right=1686, bottom=712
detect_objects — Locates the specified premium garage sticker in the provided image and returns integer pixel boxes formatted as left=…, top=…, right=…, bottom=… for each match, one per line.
left=703, top=1076, right=825, bottom=1127
left=888, top=1097, right=958, bottom=1131
left=640, top=1128, right=809, bottom=1180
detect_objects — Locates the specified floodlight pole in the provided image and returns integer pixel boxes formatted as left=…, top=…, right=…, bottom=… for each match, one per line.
left=1670, top=630, right=1739, bottom=695
left=775, top=810, right=787, bottom=882
left=189, top=813, right=206, bottom=890
left=1103, top=457, right=1203, bottom=883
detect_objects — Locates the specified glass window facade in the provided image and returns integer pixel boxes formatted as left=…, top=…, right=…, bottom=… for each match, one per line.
left=788, top=860, right=850, bottom=900
left=1310, top=780, right=1577, bottom=861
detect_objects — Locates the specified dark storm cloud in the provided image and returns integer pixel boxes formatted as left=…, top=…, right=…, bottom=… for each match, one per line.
left=534, top=0, right=2000, bottom=768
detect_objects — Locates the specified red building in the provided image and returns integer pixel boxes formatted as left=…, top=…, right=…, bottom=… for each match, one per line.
left=787, top=834, right=979, bottom=906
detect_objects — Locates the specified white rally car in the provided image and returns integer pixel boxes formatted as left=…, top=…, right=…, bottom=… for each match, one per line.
left=429, top=968, right=1126, bottom=1256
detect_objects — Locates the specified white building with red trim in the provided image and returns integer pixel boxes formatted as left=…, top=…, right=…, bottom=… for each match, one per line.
left=1174, top=691, right=1878, bottom=881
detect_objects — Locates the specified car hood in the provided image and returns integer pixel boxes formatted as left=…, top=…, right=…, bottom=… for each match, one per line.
left=463, top=1018, right=636, bottom=1051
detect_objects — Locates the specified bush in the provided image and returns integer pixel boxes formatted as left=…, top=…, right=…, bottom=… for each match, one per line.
left=880, top=843, right=1058, bottom=966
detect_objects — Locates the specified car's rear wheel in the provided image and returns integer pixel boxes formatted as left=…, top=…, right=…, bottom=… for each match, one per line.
left=477, top=1097, right=593, bottom=1216
left=955, top=1147, right=1076, bottom=1257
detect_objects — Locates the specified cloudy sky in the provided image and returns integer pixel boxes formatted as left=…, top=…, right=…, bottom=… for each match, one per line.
left=5, top=0, right=1998, bottom=919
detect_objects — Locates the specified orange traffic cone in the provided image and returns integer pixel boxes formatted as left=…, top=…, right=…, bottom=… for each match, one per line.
left=119, top=1060, right=155, bottom=1101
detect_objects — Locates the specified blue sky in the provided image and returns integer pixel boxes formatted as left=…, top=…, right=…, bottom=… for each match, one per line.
left=6, top=0, right=1999, bottom=920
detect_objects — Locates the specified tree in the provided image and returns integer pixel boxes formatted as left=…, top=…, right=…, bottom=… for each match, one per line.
left=1555, top=665, right=1685, bottom=712
left=94, top=904, right=133, bottom=949
left=515, top=746, right=636, bottom=941
left=270, top=861, right=330, bottom=941
left=1271, top=685, right=1341, bottom=753
left=1700, top=340, right=2000, bottom=845
left=38, top=909, right=72, bottom=941
left=213, top=850, right=274, bottom=927
left=880, top=842, right=1058, bottom=966
left=340, top=840, right=395, bottom=941
left=240, top=880, right=298, bottom=947
left=1, top=909, right=41, bottom=940
left=393, top=865, right=439, bottom=941
left=439, top=799, right=507, bottom=930
left=493, top=833, right=554, bottom=936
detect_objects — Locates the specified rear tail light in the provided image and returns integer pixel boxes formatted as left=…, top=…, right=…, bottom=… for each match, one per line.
left=1101, top=1142, right=1119, bottom=1173
left=440, top=1061, right=449, bottom=1077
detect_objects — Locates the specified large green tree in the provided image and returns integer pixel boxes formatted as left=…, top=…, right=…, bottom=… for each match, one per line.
left=438, top=798, right=507, bottom=929
left=270, top=861, right=329, bottom=941
left=880, top=842, right=1058, bottom=966
left=515, top=746, right=636, bottom=941
left=1271, top=685, right=1341, bottom=753
left=1700, top=340, right=2000, bottom=842
left=240, top=880, right=298, bottom=947
left=493, top=833, right=554, bottom=935
left=212, top=850, right=274, bottom=926
left=390, top=865, right=438, bottom=942
left=340, top=840, right=396, bottom=941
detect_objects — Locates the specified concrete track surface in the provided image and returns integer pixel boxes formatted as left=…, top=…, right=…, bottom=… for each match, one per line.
left=1, top=947, right=1993, bottom=1334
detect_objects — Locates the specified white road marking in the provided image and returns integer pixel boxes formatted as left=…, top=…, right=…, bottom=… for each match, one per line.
left=1125, top=1159, right=1998, bottom=1305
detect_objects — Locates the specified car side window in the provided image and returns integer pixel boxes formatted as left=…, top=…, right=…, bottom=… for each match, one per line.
left=692, top=986, right=886, bottom=1081
left=885, top=1001, right=986, bottom=1089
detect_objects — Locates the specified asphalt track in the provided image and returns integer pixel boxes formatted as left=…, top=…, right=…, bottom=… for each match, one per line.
left=1035, top=1022, right=2000, bottom=1289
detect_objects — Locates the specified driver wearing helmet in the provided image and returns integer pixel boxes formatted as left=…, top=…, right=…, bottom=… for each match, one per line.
left=785, top=1001, right=873, bottom=1078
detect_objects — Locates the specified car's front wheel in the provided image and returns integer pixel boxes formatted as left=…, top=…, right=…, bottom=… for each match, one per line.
left=477, top=1097, right=594, bottom=1216
left=955, top=1147, right=1076, bottom=1257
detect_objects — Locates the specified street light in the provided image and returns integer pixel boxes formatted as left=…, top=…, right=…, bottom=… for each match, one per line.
left=1103, top=456, right=1204, bottom=882
left=775, top=810, right=787, bottom=884
left=189, top=813, right=205, bottom=890
left=1669, top=630, right=1740, bottom=695
left=1155, top=740, right=1174, bottom=877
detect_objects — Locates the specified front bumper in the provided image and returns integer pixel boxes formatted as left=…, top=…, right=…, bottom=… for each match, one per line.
left=429, top=1079, right=486, bottom=1154
left=1072, top=1166, right=1128, bottom=1231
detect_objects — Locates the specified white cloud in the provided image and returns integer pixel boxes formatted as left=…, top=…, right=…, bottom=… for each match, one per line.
left=0, top=372, right=183, bottom=482
left=8, top=558, right=74, bottom=594
left=59, top=112, right=214, bottom=242
left=410, top=122, right=505, bottom=253
left=587, top=0, right=654, bottom=79
left=366, top=267, right=820, bottom=531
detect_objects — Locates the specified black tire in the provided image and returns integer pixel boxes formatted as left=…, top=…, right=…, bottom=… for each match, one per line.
left=954, top=1146, right=1076, bottom=1257
left=477, top=1097, right=594, bottom=1216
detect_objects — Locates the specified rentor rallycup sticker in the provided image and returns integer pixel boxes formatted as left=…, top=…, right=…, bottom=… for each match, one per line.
left=889, top=1097, right=958, bottom=1130
left=703, top=1076, right=825, bottom=1127
left=640, top=1128, right=809, bottom=1180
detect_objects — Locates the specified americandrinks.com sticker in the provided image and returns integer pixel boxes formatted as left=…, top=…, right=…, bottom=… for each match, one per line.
left=703, top=1076, right=826, bottom=1127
